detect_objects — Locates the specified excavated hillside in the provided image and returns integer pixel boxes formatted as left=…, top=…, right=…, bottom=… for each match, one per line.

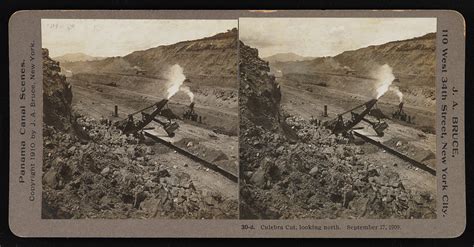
left=61, top=28, right=238, bottom=88
left=271, top=33, right=436, bottom=109
left=333, top=33, right=435, bottom=79
left=273, top=33, right=435, bottom=79
left=239, top=43, right=436, bottom=219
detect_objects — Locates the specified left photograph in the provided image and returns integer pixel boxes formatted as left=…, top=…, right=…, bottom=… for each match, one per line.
left=41, top=19, right=239, bottom=219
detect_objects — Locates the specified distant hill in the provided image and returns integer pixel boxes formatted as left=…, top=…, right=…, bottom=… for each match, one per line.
left=58, top=28, right=238, bottom=88
left=263, top=52, right=315, bottom=63
left=54, top=52, right=105, bottom=63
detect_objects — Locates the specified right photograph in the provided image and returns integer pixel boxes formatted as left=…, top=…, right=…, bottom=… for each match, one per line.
left=239, top=18, right=437, bottom=219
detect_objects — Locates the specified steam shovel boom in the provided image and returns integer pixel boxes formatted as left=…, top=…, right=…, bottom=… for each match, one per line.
left=324, top=99, right=388, bottom=137
left=115, top=99, right=180, bottom=137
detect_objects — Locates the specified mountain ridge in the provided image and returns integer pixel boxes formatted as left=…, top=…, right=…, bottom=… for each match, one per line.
left=54, top=52, right=105, bottom=63
left=263, top=52, right=315, bottom=63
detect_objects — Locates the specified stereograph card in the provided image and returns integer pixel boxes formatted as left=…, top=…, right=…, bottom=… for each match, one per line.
left=8, top=10, right=465, bottom=238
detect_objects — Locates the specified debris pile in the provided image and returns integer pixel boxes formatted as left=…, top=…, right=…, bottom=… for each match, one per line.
left=42, top=118, right=238, bottom=219
left=239, top=43, right=435, bottom=219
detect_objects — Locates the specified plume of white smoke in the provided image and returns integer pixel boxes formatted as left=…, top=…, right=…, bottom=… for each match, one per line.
left=164, top=64, right=186, bottom=99
left=371, top=64, right=395, bottom=99
left=389, top=85, right=404, bottom=103
left=179, top=85, right=194, bottom=103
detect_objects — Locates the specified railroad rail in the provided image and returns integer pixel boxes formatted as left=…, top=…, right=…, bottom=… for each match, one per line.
left=144, top=131, right=238, bottom=183
left=353, top=131, right=436, bottom=176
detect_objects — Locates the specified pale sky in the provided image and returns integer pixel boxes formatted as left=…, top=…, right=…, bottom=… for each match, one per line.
left=42, top=19, right=237, bottom=58
left=239, top=18, right=436, bottom=58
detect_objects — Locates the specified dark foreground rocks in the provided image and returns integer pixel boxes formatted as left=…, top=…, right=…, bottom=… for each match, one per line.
left=42, top=118, right=238, bottom=219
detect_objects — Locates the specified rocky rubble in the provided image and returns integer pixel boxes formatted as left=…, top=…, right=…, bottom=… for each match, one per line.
left=239, top=43, right=436, bottom=219
left=42, top=118, right=238, bottom=219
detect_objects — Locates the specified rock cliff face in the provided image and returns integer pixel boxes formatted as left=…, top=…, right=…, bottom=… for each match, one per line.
left=239, top=42, right=282, bottom=131
left=43, top=48, right=73, bottom=130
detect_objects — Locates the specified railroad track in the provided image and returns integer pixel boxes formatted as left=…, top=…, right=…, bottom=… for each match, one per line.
left=144, top=131, right=238, bottom=183
left=353, top=131, right=436, bottom=176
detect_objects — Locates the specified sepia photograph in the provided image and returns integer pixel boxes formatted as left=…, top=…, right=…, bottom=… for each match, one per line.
left=41, top=19, right=239, bottom=219
left=239, top=18, right=437, bottom=219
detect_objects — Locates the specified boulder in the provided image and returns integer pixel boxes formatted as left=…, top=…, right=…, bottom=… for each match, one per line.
left=101, top=167, right=110, bottom=176
left=309, top=166, right=319, bottom=176
left=43, top=169, right=59, bottom=189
